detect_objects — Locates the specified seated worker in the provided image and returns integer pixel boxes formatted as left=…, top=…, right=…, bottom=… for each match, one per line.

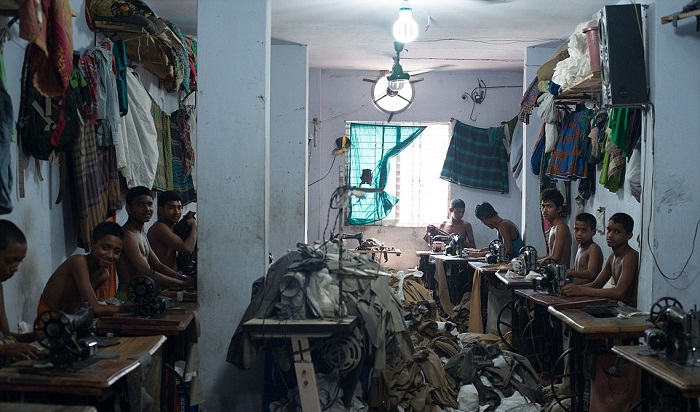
left=117, top=186, right=194, bottom=300
left=566, top=213, right=603, bottom=285
left=425, top=198, right=476, bottom=249
left=561, top=213, right=639, bottom=307
left=37, top=222, right=134, bottom=317
left=0, top=220, right=40, bottom=363
left=147, top=191, right=197, bottom=272
left=538, top=187, right=571, bottom=268
left=469, top=201, right=524, bottom=260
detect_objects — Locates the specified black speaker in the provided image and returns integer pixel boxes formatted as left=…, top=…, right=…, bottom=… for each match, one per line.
left=598, top=4, right=648, bottom=107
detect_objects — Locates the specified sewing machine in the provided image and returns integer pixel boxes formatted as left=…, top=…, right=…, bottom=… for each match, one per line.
left=509, top=245, right=538, bottom=276
left=444, top=233, right=464, bottom=256
left=33, top=306, right=98, bottom=368
left=336, top=232, right=364, bottom=247
left=127, top=274, right=172, bottom=317
left=430, top=235, right=450, bottom=253
left=645, top=297, right=700, bottom=365
left=486, top=239, right=506, bottom=264
left=533, top=259, right=567, bottom=294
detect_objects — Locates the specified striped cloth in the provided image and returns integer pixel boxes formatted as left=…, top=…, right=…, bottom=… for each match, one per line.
left=519, top=76, right=540, bottom=124
left=170, top=109, right=196, bottom=205
left=546, top=109, right=592, bottom=181
left=69, top=123, right=121, bottom=250
left=440, top=120, right=509, bottom=193
left=152, top=102, right=173, bottom=191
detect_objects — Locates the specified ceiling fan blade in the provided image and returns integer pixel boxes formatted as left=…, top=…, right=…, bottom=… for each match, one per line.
left=363, top=78, right=377, bottom=83
left=407, top=64, right=454, bottom=76
left=409, top=78, right=424, bottom=84
left=397, top=94, right=411, bottom=103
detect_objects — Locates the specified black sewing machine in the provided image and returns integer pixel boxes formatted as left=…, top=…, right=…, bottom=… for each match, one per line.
left=532, top=258, right=567, bottom=294
left=444, top=234, right=464, bottom=256
left=33, top=305, right=98, bottom=369
left=336, top=232, right=364, bottom=248
left=127, top=273, right=172, bottom=317
left=486, top=239, right=506, bottom=264
left=509, top=245, right=538, bottom=276
left=645, top=297, right=700, bottom=365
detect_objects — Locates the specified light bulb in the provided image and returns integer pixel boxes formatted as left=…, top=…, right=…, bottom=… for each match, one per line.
left=392, top=3, right=418, bottom=44
left=388, top=80, right=405, bottom=91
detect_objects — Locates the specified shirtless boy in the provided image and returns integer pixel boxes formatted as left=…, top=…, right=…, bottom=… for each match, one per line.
left=561, top=213, right=639, bottom=307
left=117, top=186, right=193, bottom=299
left=538, top=188, right=571, bottom=268
left=37, top=222, right=134, bottom=317
left=425, top=198, right=476, bottom=248
left=147, top=191, right=197, bottom=272
left=566, top=213, right=603, bottom=285
left=0, top=220, right=40, bottom=363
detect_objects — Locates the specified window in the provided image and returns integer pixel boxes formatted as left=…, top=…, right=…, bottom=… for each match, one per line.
left=346, top=121, right=451, bottom=227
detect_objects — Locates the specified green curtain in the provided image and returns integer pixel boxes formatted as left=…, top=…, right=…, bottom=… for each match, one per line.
left=347, top=123, right=426, bottom=225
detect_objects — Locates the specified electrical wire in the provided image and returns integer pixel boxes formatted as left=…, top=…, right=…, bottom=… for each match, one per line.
left=643, top=102, right=700, bottom=285
left=309, top=155, right=337, bottom=187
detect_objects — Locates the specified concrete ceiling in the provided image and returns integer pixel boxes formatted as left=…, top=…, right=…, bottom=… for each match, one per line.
left=146, top=0, right=610, bottom=73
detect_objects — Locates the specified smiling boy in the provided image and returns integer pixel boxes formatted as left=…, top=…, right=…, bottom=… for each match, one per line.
left=561, top=213, right=639, bottom=307
left=117, top=186, right=193, bottom=300
left=37, top=222, right=134, bottom=317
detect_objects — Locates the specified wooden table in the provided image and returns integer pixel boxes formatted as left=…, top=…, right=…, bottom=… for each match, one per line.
left=0, top=335, right=165, bottom=410
left=97, top=303, right=198, bottom=412
left=243, top=317, right=359, bottom=412
left=465, top=260, right=509, bottom=333
left=160, top=289, right=198, bottom=303
left=0, top=403, right=96, bottom=411
left=612, top=345, right=700, bottom=411
left=548, top=305, right=652, bottom=411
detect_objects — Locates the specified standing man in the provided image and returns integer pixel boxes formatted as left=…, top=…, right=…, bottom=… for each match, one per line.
left=117, top=186, right=193, bottom=300
left=147, top=191, right=197, bottom=272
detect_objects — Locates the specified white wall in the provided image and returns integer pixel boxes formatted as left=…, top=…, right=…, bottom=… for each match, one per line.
left=640, top=0, right=700, bottom=311
left=307, top=69, right=524, bottom=271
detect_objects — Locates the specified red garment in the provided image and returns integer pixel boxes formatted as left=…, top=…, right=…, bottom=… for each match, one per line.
left=19, top=0, right=73, bottom=97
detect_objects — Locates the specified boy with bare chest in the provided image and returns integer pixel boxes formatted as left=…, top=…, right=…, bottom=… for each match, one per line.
left=116, top=187, right=193, bottom=300
left=538, top=188, right=571, bottom=268
left=566, top=213, right=603, bottom=285
left=37, top=222, right=133, bottom=316
left=561, top=213, right=639, bottom=307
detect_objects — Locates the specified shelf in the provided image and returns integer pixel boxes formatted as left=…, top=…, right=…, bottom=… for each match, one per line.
left=0, top=0, right=19, bottom=16
left=661, top=9, right=700, bottom=30
left=554, top=71, right=601, bottom=103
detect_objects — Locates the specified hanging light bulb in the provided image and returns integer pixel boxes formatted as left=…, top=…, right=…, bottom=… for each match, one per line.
left=392, top=1, right=418, bottom=44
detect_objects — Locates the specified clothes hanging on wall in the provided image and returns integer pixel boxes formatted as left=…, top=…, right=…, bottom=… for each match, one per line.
left=18, top=0, right=73, bottom=98
left=68, top=122, right=121, bottom=250
left=115, top=68, right=158, bottom=189
left=440, top=120, right=509, bottom=193
left=85, top=42, right=122, bottom=146
left=170, top=107, right=197, bottom=205
left=0, top=67, right=12, bottom=215
left=151, top=101, right=174, bottom=191
left=546, top=108, right=593, bottom=181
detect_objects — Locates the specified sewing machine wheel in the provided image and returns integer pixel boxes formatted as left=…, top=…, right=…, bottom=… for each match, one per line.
left=319, top=334, right=363, bottom=373
left=34, top=310, right=68, bottom=350
left=649, top=297, right=683, bottom=327
left=127, top=276, right=158, bottom=305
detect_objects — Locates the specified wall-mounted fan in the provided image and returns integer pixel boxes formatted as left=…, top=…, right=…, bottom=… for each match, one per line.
left=363, top=42, right=424, bottom=122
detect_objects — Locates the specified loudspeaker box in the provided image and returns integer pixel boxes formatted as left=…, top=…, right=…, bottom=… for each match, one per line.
left=598, top=4, right=648, bottom=107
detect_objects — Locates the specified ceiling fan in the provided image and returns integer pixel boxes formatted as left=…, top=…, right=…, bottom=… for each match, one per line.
left=363, top=41, right=424, bottom=122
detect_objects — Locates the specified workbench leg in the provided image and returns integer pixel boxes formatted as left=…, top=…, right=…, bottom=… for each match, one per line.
left=291, top=337, right=321, bottom=412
